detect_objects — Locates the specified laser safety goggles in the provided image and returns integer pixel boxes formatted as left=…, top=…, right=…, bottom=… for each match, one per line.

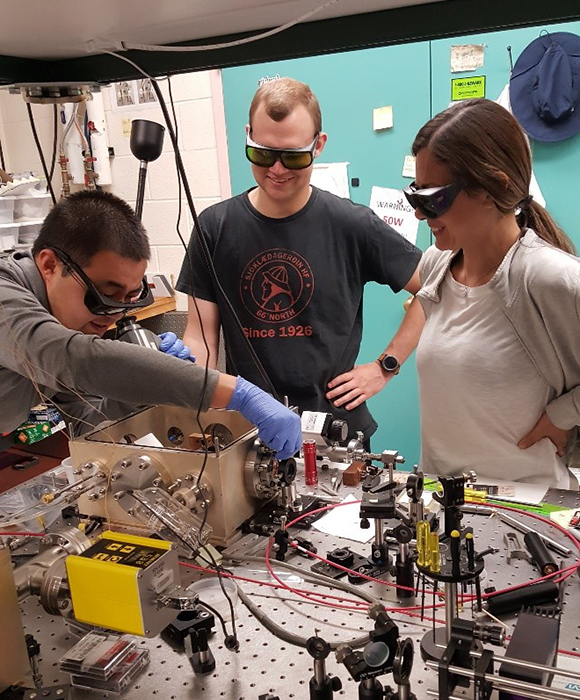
left=50, top=247, right=153, bottom=316
left=245, top=133, right=319, bottom=170
left=403, top=181, right=464, bottom=219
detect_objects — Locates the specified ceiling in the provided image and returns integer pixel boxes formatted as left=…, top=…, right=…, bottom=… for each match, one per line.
left=0, top=0, right=579, bottom=84
left=0, top=0, right=447, bottom=61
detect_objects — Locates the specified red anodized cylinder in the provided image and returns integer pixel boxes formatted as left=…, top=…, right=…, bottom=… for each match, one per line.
left=303, top=439, right=318, bottom=486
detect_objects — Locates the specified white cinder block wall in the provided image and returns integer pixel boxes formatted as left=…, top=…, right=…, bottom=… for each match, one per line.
left=0, top=70, right=231, bottom=311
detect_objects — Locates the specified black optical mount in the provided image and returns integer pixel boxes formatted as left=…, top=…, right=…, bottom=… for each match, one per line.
left=336, top=604, right=400, bottom=700
left=360, top=473, right=398, bottom=569
left=392, top=523, right=415, bottom=600
left=432, top=472, right=476, bottom=537
left=437, top=618, right=505, bottom=700
left=185, top=626, right=215, bottom=675
left=384, top=637, right=417, bottom=700
left=306, top=635, right=343, bottom=699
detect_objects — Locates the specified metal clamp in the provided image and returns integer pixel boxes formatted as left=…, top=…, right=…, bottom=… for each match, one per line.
left=503, top=531, right=531, bottom=565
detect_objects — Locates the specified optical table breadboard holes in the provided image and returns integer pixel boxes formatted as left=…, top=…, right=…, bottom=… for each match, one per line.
left=14, top=479, right=580, bottom=699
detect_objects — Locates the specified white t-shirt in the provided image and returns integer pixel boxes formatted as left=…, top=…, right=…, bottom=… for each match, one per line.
left=416, top=267, right=569, bottom=487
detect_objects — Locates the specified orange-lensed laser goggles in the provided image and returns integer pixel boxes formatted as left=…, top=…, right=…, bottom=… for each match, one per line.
left=245, top=133, right=319, bottom=170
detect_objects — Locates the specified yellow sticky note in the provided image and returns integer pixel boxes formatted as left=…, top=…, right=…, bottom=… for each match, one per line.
left=373, top=106, right=393, bottom=131
left=122, top=119, right=132, bottom=137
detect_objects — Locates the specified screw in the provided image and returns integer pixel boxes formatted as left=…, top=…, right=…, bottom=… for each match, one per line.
left=73, top=468, right=82, bottom=476
left=111, top=472, right=121, bottom=481
left=138, top=462, right=149, bottom=470
left=120, top=460, right=131, bottom=469
left=87, top=493, right=98, bottom=501
left=99, top=487, right=106, bottom=495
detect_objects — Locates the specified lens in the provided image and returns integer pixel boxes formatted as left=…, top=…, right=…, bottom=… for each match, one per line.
left=85, top=291, right=128, bottom=316
left=404, top=182, right=462, bottom=219
left=280, top=151, right=313, bottom=170
left=246, top=146, right=276, bottom=168
left=100, top=307, right=129, bottom=316
left=417, top=201, right=439, bottom=219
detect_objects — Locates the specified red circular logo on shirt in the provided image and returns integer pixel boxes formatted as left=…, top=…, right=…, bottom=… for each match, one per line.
left=240, top=249, right=314, bottom=324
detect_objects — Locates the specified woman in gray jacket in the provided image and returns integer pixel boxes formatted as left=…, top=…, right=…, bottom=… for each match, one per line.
left=403, top=98, right=579, bottom=488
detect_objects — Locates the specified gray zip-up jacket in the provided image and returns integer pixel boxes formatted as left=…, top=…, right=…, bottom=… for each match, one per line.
left=0, top=251, right=219, bottom=434
left=417, top=229, right=580, bottom=467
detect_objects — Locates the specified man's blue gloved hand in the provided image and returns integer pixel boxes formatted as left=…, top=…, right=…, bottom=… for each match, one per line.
left=158, top=332, right=196, bottom=362
left=227, top=376, right=302, bottom=460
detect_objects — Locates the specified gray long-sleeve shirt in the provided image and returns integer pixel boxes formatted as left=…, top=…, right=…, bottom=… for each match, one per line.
left=0, top=251, right=219, bottom=434
left=417, top=229, right=580, bottom=479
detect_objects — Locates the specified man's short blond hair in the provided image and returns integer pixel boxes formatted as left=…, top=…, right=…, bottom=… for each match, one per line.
left=249, top=77, right=322, bottom=133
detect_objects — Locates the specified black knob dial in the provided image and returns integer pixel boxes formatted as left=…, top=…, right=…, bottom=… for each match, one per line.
left=328, top=420, right=348, bottom=443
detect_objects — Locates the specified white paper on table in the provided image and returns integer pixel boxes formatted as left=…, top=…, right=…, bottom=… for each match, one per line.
left=551, top=651, right=580, bottom=693
left=472, top=479, right=548, bottom=505
left=369, top=186, right=419, bottom=244
left=311, top=162, right=350, bottom=199
left=134, top=432, right=164, bottom=448
left=312, top=494, right=374, bottom=543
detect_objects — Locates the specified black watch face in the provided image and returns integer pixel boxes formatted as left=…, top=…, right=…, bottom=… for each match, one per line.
left=382, top=355, right=399, bottom=372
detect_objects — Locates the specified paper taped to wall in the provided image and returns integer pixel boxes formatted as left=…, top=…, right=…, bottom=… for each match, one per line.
left=311, top=162, right=350, bottom=199
left=369, top=186, right=419, bottom=244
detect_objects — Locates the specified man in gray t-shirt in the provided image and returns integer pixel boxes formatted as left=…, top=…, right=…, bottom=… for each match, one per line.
left=0, top=191, right=300, bottom=459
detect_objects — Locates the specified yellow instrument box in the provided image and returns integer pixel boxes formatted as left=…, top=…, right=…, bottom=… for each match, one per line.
left=66, top=531, right=179, bottom=637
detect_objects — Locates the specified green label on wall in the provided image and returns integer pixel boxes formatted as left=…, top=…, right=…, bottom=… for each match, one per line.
left=451, top=75, right=486, bottom=100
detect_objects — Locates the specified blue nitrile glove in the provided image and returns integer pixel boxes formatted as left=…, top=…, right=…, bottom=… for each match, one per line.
left=227, top=376, right=302, bottom=460
left=158, top=332, right=196, bottom=362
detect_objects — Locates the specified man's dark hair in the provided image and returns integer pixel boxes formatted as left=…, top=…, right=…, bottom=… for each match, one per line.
left=32, top=190, right=150, bottom=265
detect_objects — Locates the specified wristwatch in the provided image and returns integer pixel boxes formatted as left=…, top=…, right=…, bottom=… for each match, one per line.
left=377, top=352, right=400, bottom=375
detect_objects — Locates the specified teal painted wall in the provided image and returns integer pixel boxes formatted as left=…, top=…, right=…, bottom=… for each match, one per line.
left=431, top=20, right=580, bottom=244
left=221, top=20, right=580, bottom=468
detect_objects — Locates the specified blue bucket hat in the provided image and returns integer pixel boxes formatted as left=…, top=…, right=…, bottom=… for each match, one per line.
left=510, top=32, right=580, bottom=142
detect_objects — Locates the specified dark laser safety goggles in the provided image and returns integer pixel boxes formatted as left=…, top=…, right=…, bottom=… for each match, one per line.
left=403, top=181, right=464, bottom=219
left=50, top=247, right=153, bottom=316
left=245, top=133, right=319, bottom=170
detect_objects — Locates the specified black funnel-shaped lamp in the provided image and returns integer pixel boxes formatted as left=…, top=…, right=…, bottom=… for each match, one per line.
left=116, top=120, right=165, bottom=345
left=130, top=119, right=165, bottom=221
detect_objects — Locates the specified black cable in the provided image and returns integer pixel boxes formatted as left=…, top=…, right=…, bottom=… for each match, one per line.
left=106, top=54, right=280, bottom=650
left=150, top=76, right=280, bottom=400
left=196, top=599, right=228, bottom=638
left=49, top=104, right=58, bottom=183
left=165, top=73, right=239, bottom=648
left=0, top=137, right=5, bottom=171
left=26, top=103, right=57, bottom=205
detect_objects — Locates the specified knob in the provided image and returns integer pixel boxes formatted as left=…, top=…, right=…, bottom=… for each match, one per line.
left=327, top=420, right=348, bottom=443
left=331, top=677, right=342, bottom=691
